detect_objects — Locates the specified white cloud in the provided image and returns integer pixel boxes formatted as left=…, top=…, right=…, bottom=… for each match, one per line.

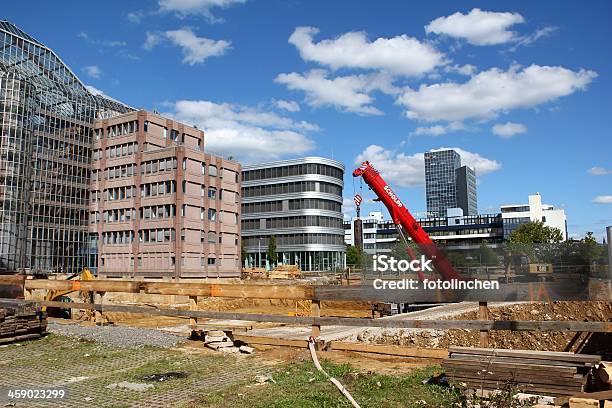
left=288, top=26, right=445, bottom=76
left=83, top=65, right=102, bottom=79
left=275, top=69, right=401, bottom=115
left=158, top=0, right=246, bottom=22
left=143, top=32, right=163, bottom=50
left=588, top=167, right=612, bottom=176
left=509, top=26, right=558, bottom=52
left=354, top=145, right=500, bottom=187
left=127, top=10, right=145, bottom=23
left=166, top=100, right=317, bottom=162
left=85, top=85, right=107, bottom=97
left=593, top=195, right=612, bottom=204
left=411, top=121, right=466, bottom=136
left=397, top=64, right=597, bottom=122
left=342, top=197, right=356, bottom=220
left=165, top=29, right=231, bottom=65
left=444, top=64, right=477, bottom=76
left=275, top=99, right=300, bottom=112
left=425, top=8, right=524, bottom=46
left=492, top=122, right=527, bottom=138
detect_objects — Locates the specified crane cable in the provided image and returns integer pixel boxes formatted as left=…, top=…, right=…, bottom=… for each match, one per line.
left=308, top=337, right=361, bottom=408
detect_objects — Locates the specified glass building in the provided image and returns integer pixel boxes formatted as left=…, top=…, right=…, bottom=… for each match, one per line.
left=0, top=21, right=132, bottom=274
left=424, top=149, right=477, bottom=217
left=241, top=157, right=345, bottom=272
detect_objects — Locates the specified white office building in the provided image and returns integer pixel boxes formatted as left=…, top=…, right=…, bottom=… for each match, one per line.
left=500, top=193, right=567, bottom=240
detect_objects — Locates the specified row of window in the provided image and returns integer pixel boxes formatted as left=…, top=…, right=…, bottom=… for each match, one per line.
left=242, top=199, right=341, bottom=214
left=106, top=163, right=136, bottom=180
left=142, top=157, right=178, bottom=175
left=99, top=229, right=230, bottom=246
left=99, top=255, right=216, bottom=267
left=242, top=181, right=342, bottom=198
left=95, top=120, right=139, bottom=140
left=105, top=142, right=138, bottom=159
left=141, top=180, right=176, bottom=197
left=243, top=163, right=343, bottom=182
left=243, top=233, right=345, bottom=247
left=242, top=215, right=343, bottom=230
left=103, top=208, right=136, bottom=223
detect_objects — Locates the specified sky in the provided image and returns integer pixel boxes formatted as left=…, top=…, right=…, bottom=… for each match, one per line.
left=4, top=0, right=611, bottom=240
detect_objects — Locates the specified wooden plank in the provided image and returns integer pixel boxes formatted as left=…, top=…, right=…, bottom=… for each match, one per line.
left=449, top=347, right=601, bottom=363
left=327, top=341, right=448, bottom=359
left=443, top=359, right=579, bottom=376
left=232, top=334, right=309, bottom=348
left=451, top=378, right=583, bottom=396
left=555, top=390, right=612, bottom=405
left=478, top=301, right=489, bottom=347
left=448, top=353, right=593, bottom=368
left=445, top=369, right=585, bottom=386
left=311, top=300, right=321, bottom=338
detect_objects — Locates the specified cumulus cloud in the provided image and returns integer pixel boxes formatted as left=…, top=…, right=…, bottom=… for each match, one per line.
left=492, top=122, right=527, bottom=138
left=425, top=8, right=525, bottom=46
left=444, top=64, right=477, bottom=76
left=166, top=100, right=317, bottom=162
left=85, top=85, right=107, bottom=97
left=288, top=26, right=445, bottom=76
left=165, top=28, right=231, bottom=64
left=397, top=64, right=597, bottom=122
left=274, top=99, right=300, bottom=112
left=588, top=167, right=612, bottom=176
left=354, top=145, right=500, bottom=187
left=158, top=0, right=246, bottom=22
left=82, top=65, right=102, bottom=79
left=276, top=69, right=400, bottom=115
left=593, top=195, right=612, bottom=204
left=411, top=122, right=466, bottom=137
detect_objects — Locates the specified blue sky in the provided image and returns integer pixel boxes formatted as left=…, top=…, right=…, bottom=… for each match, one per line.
left=4, top=0, right=611, bottom=239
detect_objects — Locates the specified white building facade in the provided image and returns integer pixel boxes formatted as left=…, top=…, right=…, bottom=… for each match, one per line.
left=500, top=193, right=567, bottom=240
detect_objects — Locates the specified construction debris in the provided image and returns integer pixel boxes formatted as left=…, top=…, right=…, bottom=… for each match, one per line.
left=203, top=330, right=255, bottom=354
left=443, top=346, right=601, bottom=396
left=268, top=264, right=301, bottom=279
left=0, top=299, right=47, bottom=344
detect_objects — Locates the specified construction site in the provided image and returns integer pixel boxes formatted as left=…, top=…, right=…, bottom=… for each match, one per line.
left=0, top=160, right=610, bottom=408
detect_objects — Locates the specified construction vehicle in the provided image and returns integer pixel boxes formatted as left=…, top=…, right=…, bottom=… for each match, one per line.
left=43, top=268, right=96, bottom=318
left=353, top=161, right=464, bottom=316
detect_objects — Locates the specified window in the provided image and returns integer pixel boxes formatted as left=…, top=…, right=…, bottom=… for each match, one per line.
left=208, top=209, right=217, bottom=221
left=208, top=231, right=216, bottom=244
left=208, top=258, right=216, bottom=265
left=208, top=187, right=216, bottom=199
left=208, top=165, right=217, bottom=176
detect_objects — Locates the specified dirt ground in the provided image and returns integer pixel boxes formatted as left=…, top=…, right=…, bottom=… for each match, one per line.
left=355, top=301, right=611, bottom=352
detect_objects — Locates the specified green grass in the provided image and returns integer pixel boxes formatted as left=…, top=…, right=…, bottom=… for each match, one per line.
left=190, top=360, right=462, bottom=408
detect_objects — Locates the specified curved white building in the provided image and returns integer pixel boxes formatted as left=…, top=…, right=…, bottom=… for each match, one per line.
left=241, top=157, right=345, bottom=272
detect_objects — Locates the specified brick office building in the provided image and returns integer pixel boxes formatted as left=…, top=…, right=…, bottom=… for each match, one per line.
left=90, top=110, right=241, bottom=278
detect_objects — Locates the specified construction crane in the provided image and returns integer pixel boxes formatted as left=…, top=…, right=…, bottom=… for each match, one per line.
left=352, top=161, right=464, bottom=281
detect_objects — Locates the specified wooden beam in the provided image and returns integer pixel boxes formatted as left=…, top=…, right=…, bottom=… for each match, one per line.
left=326, top=341, right=448, bottom=359
left=478, top=301, right=489, bottom=347
left=311, top=300, right=321, bottom=338
left=189, top=295, right=198, bottom=330
left=22, top=279, right=315, bottom=300
left=449, top=347, right=601, bottom=363
left=232, top=334, right=309, bottom=348
left=30, top=300, right=612, bottom=332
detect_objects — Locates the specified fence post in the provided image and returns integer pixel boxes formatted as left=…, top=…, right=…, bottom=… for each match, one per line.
left=311, top=300, right=321, bottom=337
left=189, top=295, right=198, bottom=331
left=478, top=301, right=489, bottom=347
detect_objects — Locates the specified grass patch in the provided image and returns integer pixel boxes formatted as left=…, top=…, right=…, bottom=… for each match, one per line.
left=190, top=359, right=461, bottom=408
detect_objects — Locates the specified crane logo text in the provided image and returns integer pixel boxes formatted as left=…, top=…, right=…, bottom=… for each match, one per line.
left=383, top=185, right=403, bottom=208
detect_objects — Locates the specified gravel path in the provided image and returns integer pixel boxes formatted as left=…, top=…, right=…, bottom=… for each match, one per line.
left=48, top=322, right=186, bottom=349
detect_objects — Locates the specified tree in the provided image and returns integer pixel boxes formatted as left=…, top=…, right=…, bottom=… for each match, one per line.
left=507, top=221, right=563, bottom=263
left=479, top=243, right=500, bottom=266
left=267, top=235, right=278, bottom=267
left=346, top=245, right=365, bottom=266
left=240, top=239, right=247, bottom=266
left=578, top=232, right=603, bottom=266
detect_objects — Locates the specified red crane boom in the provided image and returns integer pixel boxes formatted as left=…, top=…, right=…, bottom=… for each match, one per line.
left=353, top=161, right=464, bottom=281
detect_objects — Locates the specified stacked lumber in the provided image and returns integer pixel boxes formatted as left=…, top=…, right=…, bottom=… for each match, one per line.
left=241, top=267, right=267, bottom=279
left=0, top=300, right=47, bottom=344
left=268, top=264, right=301, bottom=279
left=443, top=346, right=601, bottom=396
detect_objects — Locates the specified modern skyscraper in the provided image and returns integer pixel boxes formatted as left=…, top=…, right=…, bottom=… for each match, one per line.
left=424, top=149, right=477, bottom=217
left=0, top=21, right=132, bottom=274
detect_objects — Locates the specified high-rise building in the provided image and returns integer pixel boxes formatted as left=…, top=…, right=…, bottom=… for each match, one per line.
left=0, top=21, right=132, bottom=274
left=241, top=157, right=345, bottom=272
left=91, top=111, right=241, bottom=278
left=424, top=149, right=477, bottom=217
left=456, top=165, right=477, bottom=216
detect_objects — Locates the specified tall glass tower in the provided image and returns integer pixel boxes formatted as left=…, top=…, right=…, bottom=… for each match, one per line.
left=424, top=149, right=477, bottom=217
left=0, top=21, right=131, bottom=274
